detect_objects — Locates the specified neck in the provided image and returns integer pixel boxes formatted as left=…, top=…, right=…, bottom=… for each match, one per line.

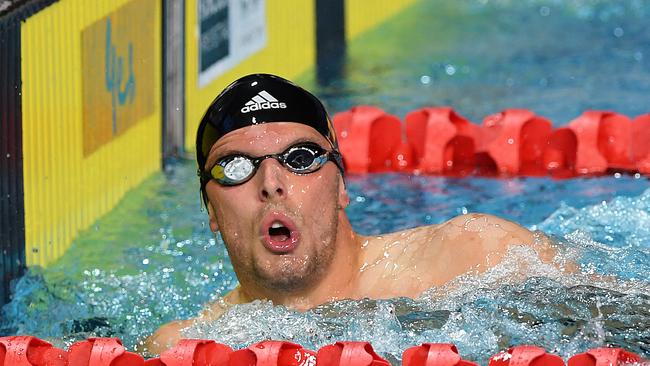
left=238, top=214, right=363, bottom=311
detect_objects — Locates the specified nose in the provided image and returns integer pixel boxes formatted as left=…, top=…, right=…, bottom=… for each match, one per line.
left=256, top=158, right=287, bottom=202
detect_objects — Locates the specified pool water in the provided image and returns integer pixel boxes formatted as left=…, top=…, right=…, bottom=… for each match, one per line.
left=2, top=0, right=650, bottom=364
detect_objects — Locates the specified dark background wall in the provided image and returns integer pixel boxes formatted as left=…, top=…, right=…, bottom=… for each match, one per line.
left=0, top=0, right=58, bottom=305
left=1, top=4, right=26, bottom=307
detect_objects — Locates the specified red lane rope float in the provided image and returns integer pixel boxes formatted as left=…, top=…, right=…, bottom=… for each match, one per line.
left=333, top=106, right=402, bottom=173
left=229, top=340, right=315, bottom=366
left=543, top=126, right=578, bottom=178
left=546, top=111, right=632, bottom=175
left=404, top=107, right=479, bottom=175
left=0, top=336, right=67, bottom=366
left=145, top=339, right=232, bottom=366
left=68, top=338, right=144, bottom=366
left=632, top=113, right=650, bottom=175
left=0, top=336, right=647, bottom=366
left=333, top=106, right=650, bottom=178
left=390, top=141, right=416, bottom=173
left=481, top=109, right=553, bottom=176
left=568, top=347, right=642, bottom=366
left=402, top=343, right=477, bottom=366
left=488, top=346, right=565, bottom=366
left=317, top=341, right=389, bottom=366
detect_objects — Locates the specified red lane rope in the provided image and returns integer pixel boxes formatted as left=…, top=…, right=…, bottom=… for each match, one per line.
left=1, top=336, right=646, bottom=365
left=333, top=107, right=650, bottom=177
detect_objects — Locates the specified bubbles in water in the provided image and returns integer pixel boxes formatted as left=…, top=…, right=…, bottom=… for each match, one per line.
left=420, top=75, right=431, bottom=84
left=539, top=6, right=550, bottom=17
left=634, top=51, right=643, bottom=61
left=613, top=27, right=624, bottom=37
left=445, top=65, right=457, bottom=76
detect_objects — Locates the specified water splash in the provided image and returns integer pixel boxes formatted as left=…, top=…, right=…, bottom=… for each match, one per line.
left=181, top=243, right=649, bottom=364
left=536, top=189, right=650, bottom=280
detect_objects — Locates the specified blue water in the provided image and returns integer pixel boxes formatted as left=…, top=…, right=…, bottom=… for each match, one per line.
left=2, top=0, right=650, bottom=364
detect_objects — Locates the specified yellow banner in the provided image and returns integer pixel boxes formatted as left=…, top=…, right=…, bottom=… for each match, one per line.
left=81, top=0, right=155, bottom=156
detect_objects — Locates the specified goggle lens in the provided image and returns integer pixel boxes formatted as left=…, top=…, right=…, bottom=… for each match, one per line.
left=224, top=156, right=255, bottom=181
left=284, top=145, right=325, bottom=172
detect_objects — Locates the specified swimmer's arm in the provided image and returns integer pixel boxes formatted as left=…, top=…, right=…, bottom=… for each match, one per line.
left=140, top=306, right=228, bottom=355
left=140, top=318, right=195, bottom=356
left=138, top=288, right=240, bottom=355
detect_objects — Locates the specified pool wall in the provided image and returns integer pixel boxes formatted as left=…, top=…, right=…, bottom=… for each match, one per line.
left=0, top=0, right=417, bottom=304
left=19, top=0, right=163, bottom=269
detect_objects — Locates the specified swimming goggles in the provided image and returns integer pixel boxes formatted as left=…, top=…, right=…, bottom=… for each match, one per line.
left=200, top=142, right=344, bottom=186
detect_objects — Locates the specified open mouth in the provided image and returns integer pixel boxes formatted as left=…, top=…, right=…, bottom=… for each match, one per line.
left=260, top=213, right=300, bottom=254
left=269, top=221, right=291, bottom=242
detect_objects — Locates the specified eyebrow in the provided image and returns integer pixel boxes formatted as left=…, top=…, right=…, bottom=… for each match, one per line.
left=214, top=137, right=323, bottom=160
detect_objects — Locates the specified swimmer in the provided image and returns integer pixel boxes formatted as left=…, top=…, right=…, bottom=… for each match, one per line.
left=144, top=73, right=563, bottom=354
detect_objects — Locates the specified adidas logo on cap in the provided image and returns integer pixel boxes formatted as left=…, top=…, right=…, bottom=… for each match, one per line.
left=241, top=90, right=287, bottom=113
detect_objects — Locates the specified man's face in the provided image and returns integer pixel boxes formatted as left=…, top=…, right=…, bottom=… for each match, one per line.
left=204, top=122, right=348, bottom=293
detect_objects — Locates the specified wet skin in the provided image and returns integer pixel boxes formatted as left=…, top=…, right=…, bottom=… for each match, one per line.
left=143, top=122, right=560, bottom=354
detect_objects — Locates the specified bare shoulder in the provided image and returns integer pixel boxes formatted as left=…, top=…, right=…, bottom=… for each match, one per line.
left=392, top=213, right=531, bottom=242
left=435, top=213, right=558, bottom=269
left=446, top=212, right=527, bottom=232
left=443, top=213, right=534, bottom=245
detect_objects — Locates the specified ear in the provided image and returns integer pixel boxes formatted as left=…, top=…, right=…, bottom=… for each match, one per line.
left=337, top=175, right=349, bottom=210
left=207, top=202, right=219, bottom=233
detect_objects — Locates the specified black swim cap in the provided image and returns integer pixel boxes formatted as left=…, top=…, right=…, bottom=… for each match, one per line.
left=196, top=74, right=342, bottom=204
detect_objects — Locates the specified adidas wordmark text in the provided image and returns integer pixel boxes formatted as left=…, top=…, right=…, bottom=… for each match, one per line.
left=241, top=90, right=287, bottom=113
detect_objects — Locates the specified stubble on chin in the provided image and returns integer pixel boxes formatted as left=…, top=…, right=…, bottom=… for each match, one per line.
left=252, top=206, right=339, bottom=293
left=253, top=215, right=338, bottom=292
